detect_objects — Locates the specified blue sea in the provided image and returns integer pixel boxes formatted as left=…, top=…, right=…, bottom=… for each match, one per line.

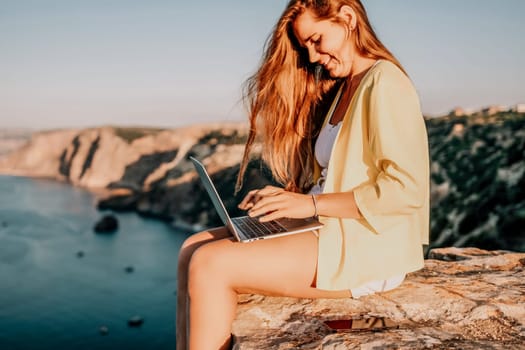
left=0, top=175, right=192, bottom=350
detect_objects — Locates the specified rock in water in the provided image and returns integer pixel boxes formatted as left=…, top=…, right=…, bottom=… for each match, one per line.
left=127, top=316, right=144, bottom=327
left=93, top=215, right=119, bottom=233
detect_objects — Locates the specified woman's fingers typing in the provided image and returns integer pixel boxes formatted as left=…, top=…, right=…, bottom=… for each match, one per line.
left=238, top=189, right=260, bottom=210
left=238, top=186, right=284, bottom=210
left=247, top=194, right=283, bottom=218
left=257, top=185, right=284, bottom=195
left=245, top=191, right=316, bottom=221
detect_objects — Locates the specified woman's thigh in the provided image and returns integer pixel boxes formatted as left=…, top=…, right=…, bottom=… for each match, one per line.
left=189, top=231, right=350, bottom=299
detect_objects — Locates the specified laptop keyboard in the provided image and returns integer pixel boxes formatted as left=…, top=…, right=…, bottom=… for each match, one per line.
left=231, top=216, right=287, bottom=239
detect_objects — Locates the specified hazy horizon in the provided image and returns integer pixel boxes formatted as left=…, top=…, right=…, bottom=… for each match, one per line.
left=1, top=0, right=524, bottom=130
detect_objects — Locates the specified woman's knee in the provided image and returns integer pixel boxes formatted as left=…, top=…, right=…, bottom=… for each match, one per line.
left=178, top=234, right=203, bottom=273
left=178, top=227, right=228, bottom=272
left=187, top=240, right=232, bottom=294
left=179, top=233, right=204, bottom=262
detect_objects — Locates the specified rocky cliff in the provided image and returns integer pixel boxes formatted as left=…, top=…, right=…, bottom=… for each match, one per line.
left=0, top=129, right=32, bottom=159
left=427, top=112, right=525, bottom=252
left=0, top=123, right=276, bottom=231
left=0, top=112, right=524, bottom=251
left=231, top=247, right=525, bottom=349
left=0, top=124, right=249, bottom=191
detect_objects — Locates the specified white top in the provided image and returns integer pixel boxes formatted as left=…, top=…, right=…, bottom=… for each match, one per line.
left=310, top=121, right=342, bottom=195
left=315, top=122, right=342, bottom=168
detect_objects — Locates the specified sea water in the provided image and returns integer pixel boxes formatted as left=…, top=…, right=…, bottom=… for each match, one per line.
left=0, top=175, right=192, bottom=349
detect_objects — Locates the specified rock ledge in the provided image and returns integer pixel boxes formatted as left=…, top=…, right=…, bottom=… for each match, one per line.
left=232, top=247, right=525, bottom=349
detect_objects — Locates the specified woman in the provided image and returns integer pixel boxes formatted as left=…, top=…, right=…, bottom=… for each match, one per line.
left=177, top=0, right=429, bottom=349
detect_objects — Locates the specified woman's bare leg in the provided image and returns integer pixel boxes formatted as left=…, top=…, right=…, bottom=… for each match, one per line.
left=176, top=227, right=231, bottom=350
left=187, top=231, right=349, bottom=350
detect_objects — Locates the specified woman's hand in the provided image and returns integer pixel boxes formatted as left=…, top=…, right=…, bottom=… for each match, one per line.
left=238, top=185, right=315, bottom=222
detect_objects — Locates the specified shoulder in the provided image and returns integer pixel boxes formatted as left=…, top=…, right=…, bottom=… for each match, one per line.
left=367, top=60, right=419, bottom=99
left=373, top=60, right=404, bottom=76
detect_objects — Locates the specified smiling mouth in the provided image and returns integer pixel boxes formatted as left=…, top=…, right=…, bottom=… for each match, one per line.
left=321, top=59, right=333, bottom=70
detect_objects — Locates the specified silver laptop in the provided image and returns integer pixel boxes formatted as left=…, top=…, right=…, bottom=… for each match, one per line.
left=189, top=156, right=323, bottom=243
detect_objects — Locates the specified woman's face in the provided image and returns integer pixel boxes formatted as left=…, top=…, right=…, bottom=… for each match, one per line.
left=292, top=8, right=354, bottom=78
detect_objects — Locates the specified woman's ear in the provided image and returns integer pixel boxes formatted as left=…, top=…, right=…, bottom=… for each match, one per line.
left=337, top=5, right=357, bottom=30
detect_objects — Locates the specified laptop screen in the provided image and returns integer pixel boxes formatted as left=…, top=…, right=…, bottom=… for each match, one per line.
left=189, top=156, right=232, bottom=226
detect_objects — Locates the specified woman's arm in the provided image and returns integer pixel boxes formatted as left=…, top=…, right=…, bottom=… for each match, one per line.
left=351, top=71, right=429, bottom=233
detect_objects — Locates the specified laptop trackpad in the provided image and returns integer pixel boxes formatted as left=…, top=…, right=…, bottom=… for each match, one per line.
left=277, top=217, right=318, bottom=229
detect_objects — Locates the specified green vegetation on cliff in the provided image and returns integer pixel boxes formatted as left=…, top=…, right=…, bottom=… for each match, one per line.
left=113, top=127, right=164, bottom=143
left=427, top=112, right=525, bottom=252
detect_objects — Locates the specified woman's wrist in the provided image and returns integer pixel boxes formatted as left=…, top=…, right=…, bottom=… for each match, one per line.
left=311, top=194, right=319, bottom=218
left=309, top=192, right=362, bottom=219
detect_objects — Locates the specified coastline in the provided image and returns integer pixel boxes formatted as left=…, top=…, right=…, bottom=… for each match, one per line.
left=1, top=113, right=524, bottom=252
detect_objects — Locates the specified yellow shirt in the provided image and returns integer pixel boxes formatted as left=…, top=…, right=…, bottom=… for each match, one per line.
left=315, top=60, right=430, bottom=291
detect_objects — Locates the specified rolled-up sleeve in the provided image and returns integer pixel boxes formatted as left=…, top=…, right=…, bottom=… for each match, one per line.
left=353, top=71, right=429, bottom=234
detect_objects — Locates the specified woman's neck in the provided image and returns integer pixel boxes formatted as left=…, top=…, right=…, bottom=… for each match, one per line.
left=348, top=56, right=378, bottom=81
left=329, top=57, right=378, bottom=125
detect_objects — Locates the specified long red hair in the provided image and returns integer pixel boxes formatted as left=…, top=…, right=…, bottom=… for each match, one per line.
left=235, top=0, right=405, bottom=193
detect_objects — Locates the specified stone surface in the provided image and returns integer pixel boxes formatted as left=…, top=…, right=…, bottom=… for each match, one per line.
left=232, top=248, right=525, bottom=349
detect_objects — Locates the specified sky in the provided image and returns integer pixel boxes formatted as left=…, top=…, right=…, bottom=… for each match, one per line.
left=1, top=0, right=524, bottom=130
